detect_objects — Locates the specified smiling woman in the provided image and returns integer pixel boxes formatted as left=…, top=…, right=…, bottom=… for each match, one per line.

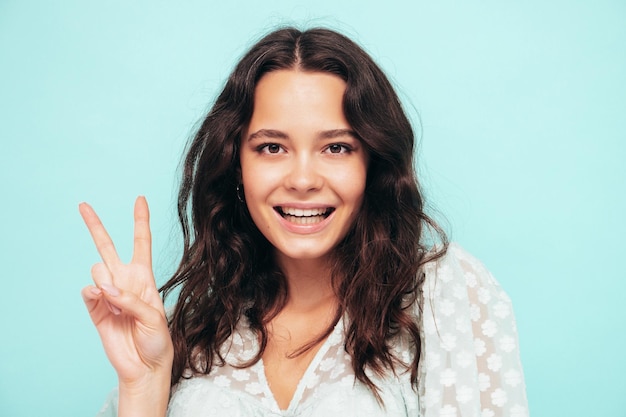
left=81, top=27, right=528, bottom=417
left=241, top=70, right=368, bottom=266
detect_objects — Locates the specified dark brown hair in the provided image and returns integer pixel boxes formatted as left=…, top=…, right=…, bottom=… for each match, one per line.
left=160, top=27, right=447, bottom=397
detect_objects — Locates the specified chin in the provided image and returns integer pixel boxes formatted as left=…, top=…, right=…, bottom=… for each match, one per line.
left=274, top=245, right=334, bottom=263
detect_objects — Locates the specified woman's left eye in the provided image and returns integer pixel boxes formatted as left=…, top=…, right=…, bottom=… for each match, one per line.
left=325, top=144, right=351, bottom=154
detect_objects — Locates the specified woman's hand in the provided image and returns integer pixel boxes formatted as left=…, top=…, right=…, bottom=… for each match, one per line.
left=80, top=196, right=173, bottom=415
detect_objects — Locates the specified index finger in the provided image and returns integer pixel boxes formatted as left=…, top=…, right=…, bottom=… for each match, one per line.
left=131, top=196, right=152, bottom=266
left=79, top=202, right=121, bottom=268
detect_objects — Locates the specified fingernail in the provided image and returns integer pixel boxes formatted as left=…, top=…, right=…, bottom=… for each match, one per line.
left=107, top=301, right=122, bottom=315
left=90, top=287, right=102, bottom=296
left=100, top=283, right=120, bottom=297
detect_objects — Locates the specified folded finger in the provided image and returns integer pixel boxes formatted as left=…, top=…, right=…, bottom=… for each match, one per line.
left=79, top=202, right=121, bottom=268
left=100, top=283, right=165, bottom=324
left=81, top=285, right=101, bottom=308
left=82, top=282, right=120, bottom=316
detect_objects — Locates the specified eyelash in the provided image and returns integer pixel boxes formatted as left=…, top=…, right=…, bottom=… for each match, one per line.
left=325, top=143, right=353, bottom=154
left=255, top=143, right=354, bottom=155
left=256, top=143, right=283, bottom=154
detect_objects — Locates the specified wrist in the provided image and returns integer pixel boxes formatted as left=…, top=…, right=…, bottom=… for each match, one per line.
left=118, top=370, right=172, bottom=417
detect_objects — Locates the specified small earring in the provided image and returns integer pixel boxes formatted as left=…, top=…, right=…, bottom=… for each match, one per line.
left=236, top=184, right=244, bottom=203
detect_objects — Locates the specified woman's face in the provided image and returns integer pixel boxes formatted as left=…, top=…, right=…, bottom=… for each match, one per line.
left=240, top=69, right=368, bottom=266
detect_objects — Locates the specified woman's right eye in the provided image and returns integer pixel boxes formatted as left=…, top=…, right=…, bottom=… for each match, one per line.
left=258, top=143, right=283, bottom=154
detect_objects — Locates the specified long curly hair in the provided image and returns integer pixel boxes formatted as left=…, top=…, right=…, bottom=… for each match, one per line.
left=160, top=27, right=447, bottom=397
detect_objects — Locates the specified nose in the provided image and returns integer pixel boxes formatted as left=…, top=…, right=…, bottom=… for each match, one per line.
left=284, top=154, right=324, bottom=193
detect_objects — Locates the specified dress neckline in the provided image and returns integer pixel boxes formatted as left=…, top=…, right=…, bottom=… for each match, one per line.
left=257, top=318, right=345, bottom=414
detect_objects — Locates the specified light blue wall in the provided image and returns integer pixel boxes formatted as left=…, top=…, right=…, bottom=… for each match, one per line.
left=1, top=1, right=624, bottom=416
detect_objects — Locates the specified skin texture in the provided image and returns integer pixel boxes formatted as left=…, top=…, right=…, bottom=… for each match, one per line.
left=241, top=69, right=368, bottom=273
left=240, top=70, right=368, bottom=408
left=80, top=197, right=173, bottom=417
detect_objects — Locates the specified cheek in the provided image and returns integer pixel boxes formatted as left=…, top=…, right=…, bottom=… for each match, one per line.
left=242, top=169, right=279, bottom=201
left=335, top=163, right=367, bottom=203
left=240, top=155, right=263, bottom=199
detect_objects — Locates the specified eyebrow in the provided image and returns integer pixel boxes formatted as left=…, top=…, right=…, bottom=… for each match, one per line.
left=247, top=129, right=288, bottom=141
left=247, top=128, right=358, bottom=141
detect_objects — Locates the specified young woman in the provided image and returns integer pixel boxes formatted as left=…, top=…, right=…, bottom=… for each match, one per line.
left=81, top=28, right=528, bottom=417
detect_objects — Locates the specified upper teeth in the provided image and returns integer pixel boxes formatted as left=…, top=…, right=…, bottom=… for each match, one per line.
left=281, top=207, right=327, bottom=217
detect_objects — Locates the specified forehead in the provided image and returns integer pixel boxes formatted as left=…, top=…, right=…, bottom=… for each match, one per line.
left=249, top=70, right=349, bottom=127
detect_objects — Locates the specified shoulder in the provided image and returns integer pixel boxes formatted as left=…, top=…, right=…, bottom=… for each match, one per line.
left=417, top=243, right=528, bottom=416
left=421, top=242, right=511, bottom=305
left=423, top=242, right=494, bottom=281
left=419, top=242, right=518, bottom=352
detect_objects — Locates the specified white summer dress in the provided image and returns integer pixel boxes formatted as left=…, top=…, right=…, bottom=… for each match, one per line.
left=95, top=243, right=529, bottom=417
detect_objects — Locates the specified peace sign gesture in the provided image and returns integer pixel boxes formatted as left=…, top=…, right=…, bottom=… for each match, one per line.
left=80, top=197, right=173, bottom=416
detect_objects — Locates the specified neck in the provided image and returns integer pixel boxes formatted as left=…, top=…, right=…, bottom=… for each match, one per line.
left=275, top=254, right=336, bottom=312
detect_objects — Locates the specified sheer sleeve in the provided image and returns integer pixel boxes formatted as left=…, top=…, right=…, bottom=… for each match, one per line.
left=94, top=388, right=118, bottom=417
left=418, top=243, right=528, bottom=417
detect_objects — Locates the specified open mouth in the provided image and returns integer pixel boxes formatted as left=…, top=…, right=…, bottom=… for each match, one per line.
left=274, top=206, right=335, bottom=224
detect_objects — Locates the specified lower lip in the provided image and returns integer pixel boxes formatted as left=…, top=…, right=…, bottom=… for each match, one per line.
left=275, top=210, right=334, bottom=234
